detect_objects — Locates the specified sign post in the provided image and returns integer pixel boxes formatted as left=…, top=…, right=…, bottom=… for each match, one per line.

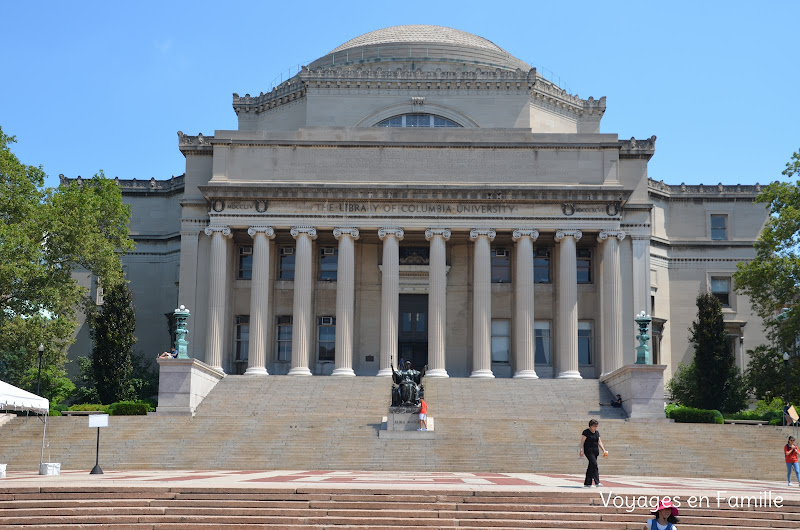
left=88, top=414, right=109, bottom=475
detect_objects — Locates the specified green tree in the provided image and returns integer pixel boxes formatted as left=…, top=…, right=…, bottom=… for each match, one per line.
left=733, top=149, right=800, bottom=355
left=667, top=292, right=747, bottom=413
left=0, top=126, right=134, bottom=395
left=88, top=282, right=137, bottom=404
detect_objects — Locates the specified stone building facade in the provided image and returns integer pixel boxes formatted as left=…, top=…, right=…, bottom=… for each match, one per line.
left=68, top=26, right=769, bottom=381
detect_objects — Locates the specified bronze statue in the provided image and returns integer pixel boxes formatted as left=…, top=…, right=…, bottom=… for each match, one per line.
left=391, top=360, right=425, bottom=406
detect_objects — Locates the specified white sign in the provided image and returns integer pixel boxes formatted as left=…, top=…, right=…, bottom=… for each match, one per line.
left=88, top=414, right=109, bottom=428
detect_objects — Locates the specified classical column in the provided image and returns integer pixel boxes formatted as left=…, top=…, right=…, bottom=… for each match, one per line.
left=332, top=227, right=359, bottom=377
left=378, top=228, right=404, bottom=376
left=512, top=229, right=539, bottom=378
left=426, top=228, right=451, bottom=378
left=470, top=229, right=496, bottom=378
left=288, top=226, right=317, bottom=376
left=204, top=225, right=231, bottom=371
left=245, top=226, right=275, bottom=376
left=599, top=230, right=626, bottom=375
left=555, top=229, right=582, bottom=379
left=177, top=228, right=200, bottom=358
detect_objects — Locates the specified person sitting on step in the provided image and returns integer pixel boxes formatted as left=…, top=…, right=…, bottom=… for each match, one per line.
left=600, top=394, right=623, bottom=408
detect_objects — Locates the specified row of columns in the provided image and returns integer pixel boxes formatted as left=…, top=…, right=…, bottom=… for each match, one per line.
left=202, top=225, right=626, bottom=379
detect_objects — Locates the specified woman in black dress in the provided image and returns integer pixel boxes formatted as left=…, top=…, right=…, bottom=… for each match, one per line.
left=578, top=418, right=607, bottom=487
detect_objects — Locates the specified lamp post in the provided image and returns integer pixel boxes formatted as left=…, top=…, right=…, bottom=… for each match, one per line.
left=785, top=352, right=791, bottom=415
left=36, top=343, right=44, bottom=396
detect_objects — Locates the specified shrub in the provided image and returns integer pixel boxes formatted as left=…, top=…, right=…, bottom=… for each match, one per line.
left=68, top=403, right=110, bottom=413
left=108, top=400, right=152, bottom=416
left=667, top=405, right=724, bottom=424
left=48, top=408, right=61, bottom=416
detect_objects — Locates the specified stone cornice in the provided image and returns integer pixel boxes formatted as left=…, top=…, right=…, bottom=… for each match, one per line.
left=197, top=184, right=630, bottom=204
left=59, top=174, right=185, bottom=196
left=648, top=178, right=763, bottom=199
left=178, top=132, right=214, bottom=156
left=618, top=136, right=656, bottom=160
left=233, top=66, right=604, bottom=118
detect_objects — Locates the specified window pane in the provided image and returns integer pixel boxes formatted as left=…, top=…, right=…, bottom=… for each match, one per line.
left=712, top=277, right=731, bottom=307
left=405, top=114, right=430, bottom=127
left=577, top=249, right=592, bottom=284
left=491, top=249, right=511, bottom=283
left=415, top=313, right=426, bottom=332
left=320, top=248, right=338, bottom=281
left=280, top=253, right=295, bottom=280
left=402, top=313, right=412, bottom=332
left=238, top=246, right=253, bottom=280
left=711, top=215, right=727, bottom=240
left=377, top=116, right=403, bottom=127
left=491, top=320, right=510, bottom=335
left=534, top=249, right=550, bottom=283
left=375, top=114, right=462, bottom=128
left=278, top=325, right=293, bottom=340
left=491, top=319, right=510, bottom=363
left=433, top=116, right=459, bottom=127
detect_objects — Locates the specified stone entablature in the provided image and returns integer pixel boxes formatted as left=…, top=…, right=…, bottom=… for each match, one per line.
left=59, top=174, right=185, bottom=195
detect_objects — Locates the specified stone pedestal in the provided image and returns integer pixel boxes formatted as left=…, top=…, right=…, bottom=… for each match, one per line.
left=600, top=364, right=668, bottom=421
left=379, top=406, right=435, bottom=439
left=156, top=358, right=225, bottom=416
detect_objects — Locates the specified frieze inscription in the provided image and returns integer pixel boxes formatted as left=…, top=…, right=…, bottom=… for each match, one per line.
left=314, top=202, right=519, bottom=215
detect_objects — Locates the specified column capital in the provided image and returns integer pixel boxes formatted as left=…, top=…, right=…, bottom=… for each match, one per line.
left=378, top=227, right=404, bottom=241
left=204, top=225, right=231, bottom=238
left=469, top=228, right=496, bottom=241
left=512, top=229, right=539, bottom=241
left=425, top=228, right=451, bottom=241
left=334, top=227, right=360, bottom=240
left=290, top=226, right=317, bottom=239
left=247, top=226, right=275, bottom=238
left=598, top=230, right=626, bottom=243
left=555, top=229, right=582, bottom=242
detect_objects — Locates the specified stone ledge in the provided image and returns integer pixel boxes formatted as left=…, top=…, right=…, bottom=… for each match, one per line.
left=600, top=364, right=667, bottom=421
left=156, top=358, right=225, bottom=416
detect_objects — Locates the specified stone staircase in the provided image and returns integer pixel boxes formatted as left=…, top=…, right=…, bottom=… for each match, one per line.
left=0, top=376, right=790, bottom=480
left=1, top=487, right=799, bottom=529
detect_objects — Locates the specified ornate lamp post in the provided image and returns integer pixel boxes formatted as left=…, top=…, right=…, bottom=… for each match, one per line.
left=635, top=311, right=652, bottom=364
left=174, top=305, right=191, bottom=359
left=36, top=343, right=44, bottom=395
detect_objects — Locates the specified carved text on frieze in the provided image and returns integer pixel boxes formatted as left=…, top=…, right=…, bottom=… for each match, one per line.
left=314, top=202, right=519, bottom=215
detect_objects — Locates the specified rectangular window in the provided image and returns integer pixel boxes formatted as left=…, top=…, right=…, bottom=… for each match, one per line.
left=578, top=321, right=593, bottom=365
left=279, top=247, right=295, bottom=280
left=491, top=248, right=511, bottom=283
left=319, top=247, right=338, bottom=281
left=577, top=249, right=592, bottom=284
left=237, top=246, right=253, bottom=280
left=534, top=248, right=551, bottom=283
left=491, top=319, right=510, bottom=363
left=276, top=316, right=292, bottom=361
left=711, top=214, right=728, bottom=240
left=318, top=316, right=335, bottom=362
left=534, top=322, right=551, bottom=364
left=711, top=277, right=731, bottom=307
left=235, top=316, right=249, bottom=362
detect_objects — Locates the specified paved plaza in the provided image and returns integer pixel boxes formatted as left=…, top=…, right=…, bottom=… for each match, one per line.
left=4, top=469, right=800, bottom=501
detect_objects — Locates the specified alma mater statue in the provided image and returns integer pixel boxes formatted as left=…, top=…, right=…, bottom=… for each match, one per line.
left=391, top=360, right=425, bottom=406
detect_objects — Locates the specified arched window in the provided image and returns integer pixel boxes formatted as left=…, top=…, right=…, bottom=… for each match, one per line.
left=375, top=114, right=462, bottom=128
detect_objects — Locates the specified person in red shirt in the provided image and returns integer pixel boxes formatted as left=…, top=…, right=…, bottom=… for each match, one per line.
left=418, top=399, right=428, bottom=431
left=785, top=436, right=800, bottom=486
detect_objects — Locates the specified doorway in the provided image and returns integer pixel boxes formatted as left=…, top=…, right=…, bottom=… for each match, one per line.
left=398, top=294, right=428, bottom=370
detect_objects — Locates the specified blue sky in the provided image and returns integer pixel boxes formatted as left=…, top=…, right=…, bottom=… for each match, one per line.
left=2, top=1, right=798, bottom=189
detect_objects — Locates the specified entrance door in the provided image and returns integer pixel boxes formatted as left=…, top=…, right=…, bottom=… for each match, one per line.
left=398, top=294, right=428, bottom=370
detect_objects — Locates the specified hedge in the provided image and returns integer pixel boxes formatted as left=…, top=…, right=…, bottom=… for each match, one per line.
left=667, top=406, right=724, bottom=424
left=107, top=401, right=152, bottom=416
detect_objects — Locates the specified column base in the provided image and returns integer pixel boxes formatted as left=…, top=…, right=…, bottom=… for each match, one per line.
left=513, top=370, right=539, bottom=379
left=244, top=367, right=269, bottom=376
left=287, top=367, right=313, bottom=376
left=376, top=368, right=394, bottom=377
left=331, top=367, right=356, bottom=377
left=425, top=369, right=449, bottom=378
left=557, top=370, right=582, bottom=379
left=470, top=369, right=495, bottom=379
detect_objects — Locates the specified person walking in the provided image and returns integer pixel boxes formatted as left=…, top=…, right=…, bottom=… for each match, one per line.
left=786, top=436, right=800, bottom=486
left=418, top=398, right=428, bottom=431
left=643, top=498, right=679, bottom=529
left=578, top=419, right=607, bottom=487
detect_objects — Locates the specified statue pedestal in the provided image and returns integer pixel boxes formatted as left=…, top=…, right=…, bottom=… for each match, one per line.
left=379, top=406, right=434, bottom=439
left=155, top=358, right=225, bottom=416
left=600, top=364, right=670, bottom=422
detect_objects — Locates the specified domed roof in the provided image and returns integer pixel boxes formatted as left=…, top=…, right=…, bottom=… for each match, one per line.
left=330, top=25, right=506, bottom=55
left=307, top=25, right=531, bottom=73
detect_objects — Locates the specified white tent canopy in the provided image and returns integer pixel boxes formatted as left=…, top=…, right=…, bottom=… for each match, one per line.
left=0, top=380, right=49, bottom=415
